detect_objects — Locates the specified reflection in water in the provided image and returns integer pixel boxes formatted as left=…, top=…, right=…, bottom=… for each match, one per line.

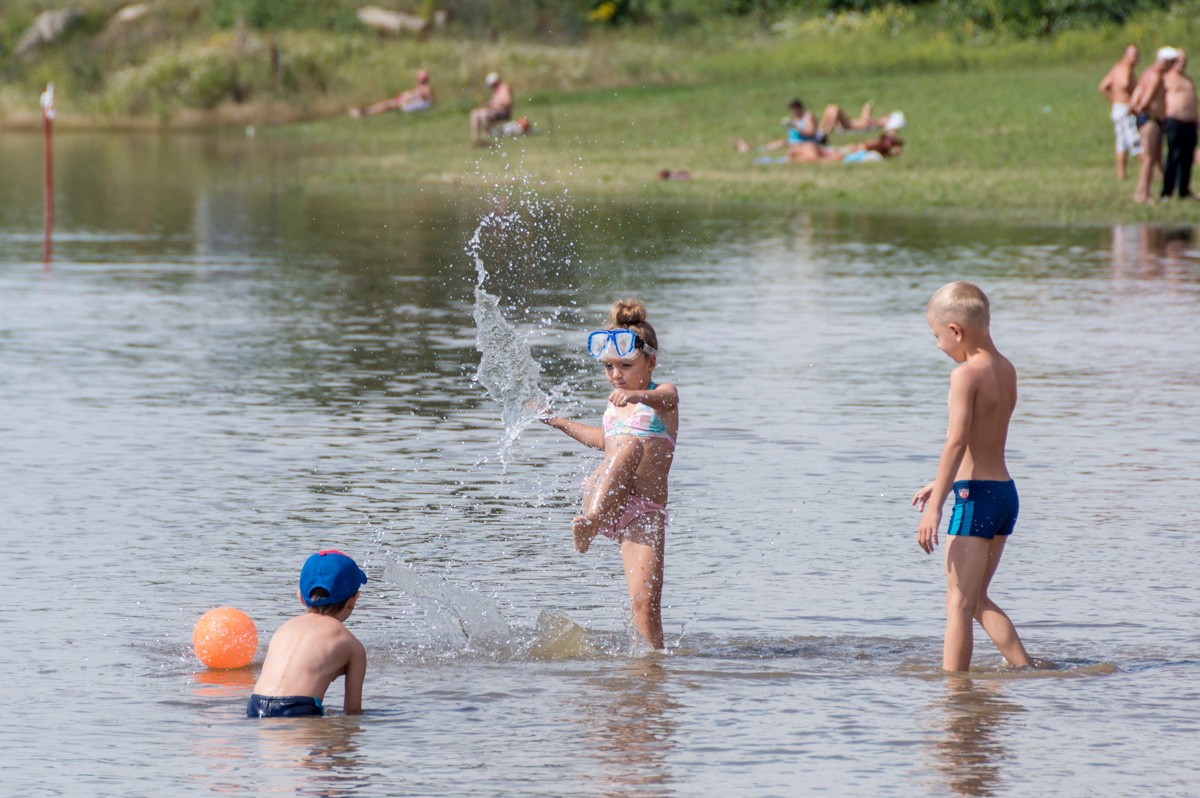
left=191, top=666, right=256, bottom=697
left=251, top=716, right=368, bottom=797
left=1110, top=224, right=1200, bottom=282
left=929, top=677, right=1024, bottom=797
left=188, top=671, right=368, bottom=796
left=567, top=660, right=679, bottom=798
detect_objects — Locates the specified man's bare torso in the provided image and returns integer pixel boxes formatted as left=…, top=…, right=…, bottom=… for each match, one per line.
left=490, top=82, right=513, bottom=113
left=1133, top=69, right=1168, bottom=120
left=1164, top=69, right=1198, bottom=121
left=1103, top=61, right=1138, bottom=104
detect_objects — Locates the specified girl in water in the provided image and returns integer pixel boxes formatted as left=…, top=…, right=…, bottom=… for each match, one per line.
left=541, top=298, right=678, bottom=649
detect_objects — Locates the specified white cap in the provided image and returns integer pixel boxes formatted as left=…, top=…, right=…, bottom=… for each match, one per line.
left=485, top=72, right=500, bottom=87
left=1157, top=47, right=1181, bottom=61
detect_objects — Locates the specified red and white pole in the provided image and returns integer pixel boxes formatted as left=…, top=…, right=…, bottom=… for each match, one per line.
left=40, top=83, right=55, bottom=269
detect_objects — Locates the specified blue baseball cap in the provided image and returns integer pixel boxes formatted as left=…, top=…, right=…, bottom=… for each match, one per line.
left=299, top=550, right=367, bottom=606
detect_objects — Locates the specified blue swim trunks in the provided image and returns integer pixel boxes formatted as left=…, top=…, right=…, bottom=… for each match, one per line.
left=247, top=694, right=324, bottom=718
left=946, top=480, right=1018, bottom=539
left=787, top=128, right=828, bottom=145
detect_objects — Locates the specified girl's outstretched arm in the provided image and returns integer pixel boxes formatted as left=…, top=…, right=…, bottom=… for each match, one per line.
left=541, top=416, right=605, bottom=450
left=608, top=382, right=678, bottom=412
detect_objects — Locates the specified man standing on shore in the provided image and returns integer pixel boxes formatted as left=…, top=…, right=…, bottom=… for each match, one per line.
left=1130, top=47, right=1178, bottom=203
left=1161, top=50, right=1197, bottom=199
left=1099, top=45, right=1142, bottom=180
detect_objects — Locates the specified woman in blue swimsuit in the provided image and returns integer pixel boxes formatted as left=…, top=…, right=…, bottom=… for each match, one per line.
left=541, top=298, right=679, bottom=649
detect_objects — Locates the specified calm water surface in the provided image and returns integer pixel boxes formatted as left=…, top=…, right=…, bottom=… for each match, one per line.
left=2, top=131, right=1198, bottom=796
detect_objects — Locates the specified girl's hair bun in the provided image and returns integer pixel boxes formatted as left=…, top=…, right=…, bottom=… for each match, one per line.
left=607, top=298, right=647, bottom=328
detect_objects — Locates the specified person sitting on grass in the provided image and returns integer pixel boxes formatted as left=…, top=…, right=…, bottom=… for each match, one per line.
left=784, top=131, right=904, bottom=163
left=470, top=72, right=514, bottom=145
left=348, top=69, right=435, bottom=118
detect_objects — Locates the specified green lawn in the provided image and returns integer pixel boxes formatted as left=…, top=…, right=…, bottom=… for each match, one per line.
left=274, top=61, right=1200, bottom=225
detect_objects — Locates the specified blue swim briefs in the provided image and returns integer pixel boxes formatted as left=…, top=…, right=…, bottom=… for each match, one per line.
left=247, top=693, right=324, bottom=718
left=787, top=128, right=827, bottom=145
left=946, top=480, right=1018, bottom=539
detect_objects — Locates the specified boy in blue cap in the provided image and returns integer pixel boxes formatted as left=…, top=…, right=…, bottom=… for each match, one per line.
left=247, top=550, right=368, bottom=717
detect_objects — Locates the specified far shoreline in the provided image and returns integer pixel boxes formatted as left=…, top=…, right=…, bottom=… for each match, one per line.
left=6, top=66, right=1200, bottom=228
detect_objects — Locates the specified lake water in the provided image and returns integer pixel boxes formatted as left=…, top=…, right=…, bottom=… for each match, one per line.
left=2, top=131, right=1198, bottom=796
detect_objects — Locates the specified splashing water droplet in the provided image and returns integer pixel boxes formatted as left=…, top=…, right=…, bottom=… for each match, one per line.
left=469, top=205, right=566, bottom=467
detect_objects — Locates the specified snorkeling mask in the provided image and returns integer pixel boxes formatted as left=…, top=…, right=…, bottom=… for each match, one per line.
left=587, top=329, right=656, bottom=360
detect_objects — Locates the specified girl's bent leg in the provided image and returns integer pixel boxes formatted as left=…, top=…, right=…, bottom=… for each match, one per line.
left=620, top=520, right=665, bottom=649
left=573, top=438, right=643, bottom=554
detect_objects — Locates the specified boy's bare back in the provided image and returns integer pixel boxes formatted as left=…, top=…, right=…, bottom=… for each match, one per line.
left=253, top=613, right=366, bottom=707
left=947, top=349, right=1015, bottom=482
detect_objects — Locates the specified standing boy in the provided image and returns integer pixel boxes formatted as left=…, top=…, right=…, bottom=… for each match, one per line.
left=912, top=282, right=1032, bottom=672
left=247, top=550, right=368, bottom=717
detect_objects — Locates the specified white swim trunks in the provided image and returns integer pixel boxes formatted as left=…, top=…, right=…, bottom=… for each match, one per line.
left=1112, top=103, right=1143, bottom=155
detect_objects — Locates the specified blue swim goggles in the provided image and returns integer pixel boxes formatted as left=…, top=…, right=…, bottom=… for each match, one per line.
left=587, top=329, right=656, bottom=360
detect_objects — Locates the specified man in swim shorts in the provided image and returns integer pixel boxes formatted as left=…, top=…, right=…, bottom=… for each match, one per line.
left=1130, top=47, right=1179, bottom=202
left=248, top=550, right=368, bottom=718
left=1099, top=44, right=1143, bottom=179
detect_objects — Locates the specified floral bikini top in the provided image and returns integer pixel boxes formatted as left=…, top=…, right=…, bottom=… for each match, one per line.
left=602, top=382, right=676, bottom=447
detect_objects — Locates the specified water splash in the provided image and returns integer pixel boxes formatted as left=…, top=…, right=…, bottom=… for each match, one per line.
left=382, top=557, right=513, bottom=653
left=528, top=610, right=601, bottom=660
left=468, top=191, right=574, bottom=465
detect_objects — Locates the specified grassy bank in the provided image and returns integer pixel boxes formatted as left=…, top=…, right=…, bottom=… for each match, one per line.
left=5, top=3, right=1200, bottom=222
left=267, top=59, right=1200, bottom=226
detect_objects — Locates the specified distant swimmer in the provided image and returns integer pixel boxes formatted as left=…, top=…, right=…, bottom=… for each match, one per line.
left=912, top=282, right=1034, bottom=673
left=248, top=550, right=368, bottom=717
left=540, top=298, right=678, bottom=649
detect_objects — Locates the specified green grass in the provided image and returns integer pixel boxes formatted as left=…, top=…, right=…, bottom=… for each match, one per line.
left=268, top=60, right=1200, bottom=225
left=5, top=3, right=1200, bottom=223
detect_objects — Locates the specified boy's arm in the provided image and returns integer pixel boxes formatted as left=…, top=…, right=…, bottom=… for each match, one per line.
left=608, top=382, right=678, bottom=413
left=541, top=416, right=605, bottom=450
left=1098, top=71, right=1113, bottom=99
left=917, top=369, right=975, bottom=554
left=342, top=638, right=367, bottom=714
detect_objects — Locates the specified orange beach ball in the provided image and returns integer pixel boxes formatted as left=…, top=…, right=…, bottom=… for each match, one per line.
left=193, top=606, right=258, bottom=669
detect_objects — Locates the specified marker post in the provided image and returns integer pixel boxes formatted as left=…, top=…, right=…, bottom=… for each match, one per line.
left=41, top=83, right=55, bottom=269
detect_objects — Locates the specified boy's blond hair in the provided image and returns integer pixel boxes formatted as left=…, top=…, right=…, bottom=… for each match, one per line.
left=927, top=281, right=990, bottom=329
